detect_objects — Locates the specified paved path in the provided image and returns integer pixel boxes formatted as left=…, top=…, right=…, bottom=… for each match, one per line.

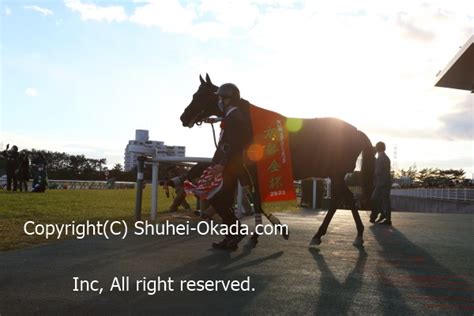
left=1, top=210, right=473, bottom=315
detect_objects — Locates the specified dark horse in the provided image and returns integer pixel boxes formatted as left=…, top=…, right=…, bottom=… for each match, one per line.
left=180, top=74, right=375, bottom=246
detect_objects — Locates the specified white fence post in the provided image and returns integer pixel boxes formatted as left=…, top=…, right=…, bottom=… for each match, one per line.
left=147, top=156, right=213, bottom=221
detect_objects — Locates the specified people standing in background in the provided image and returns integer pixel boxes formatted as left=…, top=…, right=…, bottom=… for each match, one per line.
left=31, top=152, right=47, bottom=193
left=3, top=144, right=19, bottom=191
left=370, top=141, right=392, bottom=226
left=17, top=151, right=30, bottom=192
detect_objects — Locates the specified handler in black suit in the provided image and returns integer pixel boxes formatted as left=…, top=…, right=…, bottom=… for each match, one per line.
left=209, top=83, right=252, bottom=250
left=370, top=141, right=392, bottom=225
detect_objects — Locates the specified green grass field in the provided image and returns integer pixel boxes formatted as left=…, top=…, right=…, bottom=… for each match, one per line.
left=0, top=188, right=299, bottom=251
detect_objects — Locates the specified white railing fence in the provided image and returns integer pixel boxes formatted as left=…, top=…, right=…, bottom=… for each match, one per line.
left=391, top=188, right=474, bottom=202
left=48, top=180, right=135, bottom=190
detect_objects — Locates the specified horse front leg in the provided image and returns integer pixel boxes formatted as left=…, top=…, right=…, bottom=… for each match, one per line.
left=245, top=188, right=290, bottom=248
left=310, top=207, right=337, bottom=245
left=246, top=196, right=262, bottom=248
left=243, top=164, right=290, bottom=248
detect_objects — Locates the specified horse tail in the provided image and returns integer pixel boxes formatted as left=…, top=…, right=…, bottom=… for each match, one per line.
left=359, top=131, right=374, bottom=210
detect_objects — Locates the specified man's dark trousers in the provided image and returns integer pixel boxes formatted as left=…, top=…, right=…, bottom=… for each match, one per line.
left=6, top=170, right=18, bottom=191
left=371, top=185, right=391, bottom=221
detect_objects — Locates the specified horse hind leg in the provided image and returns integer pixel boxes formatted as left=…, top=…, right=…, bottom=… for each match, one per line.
left=341, top=181, right=364, bottom=246
left=311, top=177, right=340, bottom=245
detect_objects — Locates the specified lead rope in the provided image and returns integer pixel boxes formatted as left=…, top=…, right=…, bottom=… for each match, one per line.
left=210, top=122, right=218, bottom=149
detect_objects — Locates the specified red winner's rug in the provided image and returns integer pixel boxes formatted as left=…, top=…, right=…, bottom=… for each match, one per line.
left=248, top=105, right=296, bottom=202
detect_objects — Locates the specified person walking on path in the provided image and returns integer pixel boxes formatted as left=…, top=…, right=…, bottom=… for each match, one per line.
left=370, top=141, right=392, bottom=225
left=208, top=83, right=252, bottom=250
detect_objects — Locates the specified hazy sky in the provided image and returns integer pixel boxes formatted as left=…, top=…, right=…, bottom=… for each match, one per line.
left=1, top=0, right=473, bottom=176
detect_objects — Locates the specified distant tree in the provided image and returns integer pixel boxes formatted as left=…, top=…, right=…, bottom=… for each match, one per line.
left=110, top=163, right=123, bottom=178
left=397, top=165, right=418, bottom=183
left=412, top=168, right=466, bottom=187
left=97, top=158, right=107, bottom=172
left=24, top=149, right=108, bottom=180
left=416, top=168, right=430, bottom=183
left=112, top=163, right=123, bottom=172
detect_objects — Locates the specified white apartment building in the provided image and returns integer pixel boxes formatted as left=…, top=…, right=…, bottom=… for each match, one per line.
left=124, top=130, right=185, bottom=171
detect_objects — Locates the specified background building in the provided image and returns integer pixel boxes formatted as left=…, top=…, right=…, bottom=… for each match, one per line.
left=124, top=130, right=185, bottom=171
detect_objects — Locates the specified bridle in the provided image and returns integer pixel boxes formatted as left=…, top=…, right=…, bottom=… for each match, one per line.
left=210, top=121, right=218, bottom=148
left=188, top=109, right=207, bottom=127
left=186, top=104, right=220, bottom=149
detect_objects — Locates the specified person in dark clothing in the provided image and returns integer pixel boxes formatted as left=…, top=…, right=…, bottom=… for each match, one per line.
left=370, top=141, right=392, bottom=225
left=3, top=144, right=19, bottom=191
left=31, top=153, right=47, bottom=193
left=209, top=83, right=253, bottom=250
left=165, top=165, right=192, bottom=212
left=17, top=151, right=30, bottom=192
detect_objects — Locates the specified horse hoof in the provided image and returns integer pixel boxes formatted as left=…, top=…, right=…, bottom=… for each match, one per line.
left=353, top=236, right=364, bottom=247
left=310, top=237, right=321, bottom=246
left=283, top=230, right=290, bottom=240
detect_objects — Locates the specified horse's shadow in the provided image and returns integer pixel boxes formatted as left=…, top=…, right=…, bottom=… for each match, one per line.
left=94, top=243, right=284, bottom=314
left=370, top=225, right=474, bottom=313
left=160, top=244, right=284, bottom=278
left=308, top=247, right=367, bottom=314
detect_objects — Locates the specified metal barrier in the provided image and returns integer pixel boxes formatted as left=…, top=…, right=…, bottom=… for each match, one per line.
left=145, top=157, right=213, bottom=221
left=391, top=188, right=474, bottom=202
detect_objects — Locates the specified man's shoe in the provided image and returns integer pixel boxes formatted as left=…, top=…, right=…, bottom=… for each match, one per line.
left=211, top=236, right=232, bottom=250
left=226, top=234, right=246, bottom=250
left=375, top=215, right=386, bottom=223
left=379, top=219, right=392, bottom=226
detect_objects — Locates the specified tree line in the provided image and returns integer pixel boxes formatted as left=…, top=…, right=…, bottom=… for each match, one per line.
left=0, top=149, right=180, bottom=182
left=23, top=149, right=127, bottom=181
left=3, top=148, right=469, bottom=187
left=344, top=167, right=470, bottom=188
left=395, top=166, right=469, bottom=187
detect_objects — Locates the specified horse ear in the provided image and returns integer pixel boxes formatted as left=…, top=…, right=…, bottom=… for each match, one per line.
left=199, top=74, right=205, bottom=84
left=205, top=73, right=212, bottom=84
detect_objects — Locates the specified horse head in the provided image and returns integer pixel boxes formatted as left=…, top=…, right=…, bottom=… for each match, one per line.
left=180, top=73, right=219, bottom=128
